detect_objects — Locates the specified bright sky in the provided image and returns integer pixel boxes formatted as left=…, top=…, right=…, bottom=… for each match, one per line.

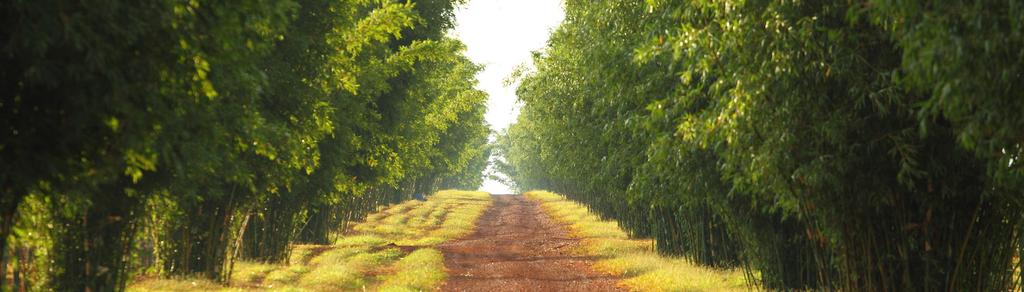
left=451, top=0, right=565, bottom=194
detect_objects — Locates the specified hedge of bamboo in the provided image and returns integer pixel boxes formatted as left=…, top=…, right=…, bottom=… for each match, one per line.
left=0, top=0, right=489, bottom=290
left=497, top=0, right=1024, bottom=290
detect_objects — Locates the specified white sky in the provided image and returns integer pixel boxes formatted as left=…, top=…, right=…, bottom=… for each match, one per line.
left=451, top=0, right=565, bottom=194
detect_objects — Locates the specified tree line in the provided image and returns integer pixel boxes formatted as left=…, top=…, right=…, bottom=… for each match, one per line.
left=0, top=0, right=489, bottom=290
left=498, top=0, right=1023, bottom=290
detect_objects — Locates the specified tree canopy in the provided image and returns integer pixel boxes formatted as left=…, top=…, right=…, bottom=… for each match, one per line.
left=1, top=0, right=489, bottom=290
left=501, top=0, right=1024, bottom=290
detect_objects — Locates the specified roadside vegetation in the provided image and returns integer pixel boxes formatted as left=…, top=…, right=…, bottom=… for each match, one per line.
left=525, top=191, right=747, bottom=292
left=498, top=0, right=1024, bottom=290
left=1, top=1, right=489, bottom=290
left=130, top=190, right=491, bottom=291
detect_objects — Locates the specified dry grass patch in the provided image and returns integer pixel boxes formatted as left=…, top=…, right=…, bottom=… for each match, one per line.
left=524, top=190, right=749, bottom=292
left=298, top=247, right=403, bottom=290
left=129, top=277, right=240, bottom=292
left=129, top=190, right=491, bottom=291
left=376, top=248, right=447, bottom=291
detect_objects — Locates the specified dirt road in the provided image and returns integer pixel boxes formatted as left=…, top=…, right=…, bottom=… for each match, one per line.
left=438, top=195, right=623, bottom=291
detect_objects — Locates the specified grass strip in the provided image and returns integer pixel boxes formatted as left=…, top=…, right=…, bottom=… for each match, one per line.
left=129, top=190, right=491, bottom=291
left=524, top=190, right=749, bottom=292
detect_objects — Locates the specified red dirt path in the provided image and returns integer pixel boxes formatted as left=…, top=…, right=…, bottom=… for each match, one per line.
left=438, top=195, right=624, bottom=291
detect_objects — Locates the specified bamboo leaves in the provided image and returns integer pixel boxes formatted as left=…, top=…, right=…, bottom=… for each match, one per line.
left=502, top=0, right=1024, bottom=290
left=1, top=0, right=489, bottom=290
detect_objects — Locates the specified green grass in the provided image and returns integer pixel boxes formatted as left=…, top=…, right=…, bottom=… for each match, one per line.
left=129, top=190, right=491, bottom=291
left=128, top=278, right=241, bottom=292
left=376, top=248, right=447, bottom=291
left=524, top=190, right=750, bottom=292
left=334, top=234, right=389, bottom=247
left=299, top=248, right=403, bottom=290
left=231, top=262, right=278, bottom=286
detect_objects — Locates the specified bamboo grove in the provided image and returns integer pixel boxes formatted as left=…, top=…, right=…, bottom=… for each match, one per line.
left=498, top=0, right=1024, bottom=291
left=0, top=0, right=490, bottom=290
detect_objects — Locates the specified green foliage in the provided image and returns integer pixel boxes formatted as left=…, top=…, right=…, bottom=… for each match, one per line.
left=1, top=0, right=487, bottom=290
left=502, top=0, right=1024, bottom=291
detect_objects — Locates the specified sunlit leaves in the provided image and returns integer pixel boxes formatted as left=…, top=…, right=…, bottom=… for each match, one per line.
left=1, top=0, right=489, bottom=289
left=502, top=0, right=1024, bottom=290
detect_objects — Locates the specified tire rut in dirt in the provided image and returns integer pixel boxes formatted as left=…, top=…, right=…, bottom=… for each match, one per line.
left=438, top=195, right=623, bottom=291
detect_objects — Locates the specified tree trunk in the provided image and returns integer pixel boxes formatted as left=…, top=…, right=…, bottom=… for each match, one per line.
left=0, top=192, right=25, bottom=291
left=50, top=177, right=140, bottom=292
left=228, top=211, right=250, bottom=276
left=241, top=192, right=300, bottom=263
left=162, top=184, right=243, bottom=282
left=15, top=246, right=30, bottom=292
left=296, top=204, right=331, bottom=245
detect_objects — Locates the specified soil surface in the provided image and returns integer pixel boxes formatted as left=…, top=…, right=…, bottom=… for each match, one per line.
left=438, top=195, right=624, bottom=291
